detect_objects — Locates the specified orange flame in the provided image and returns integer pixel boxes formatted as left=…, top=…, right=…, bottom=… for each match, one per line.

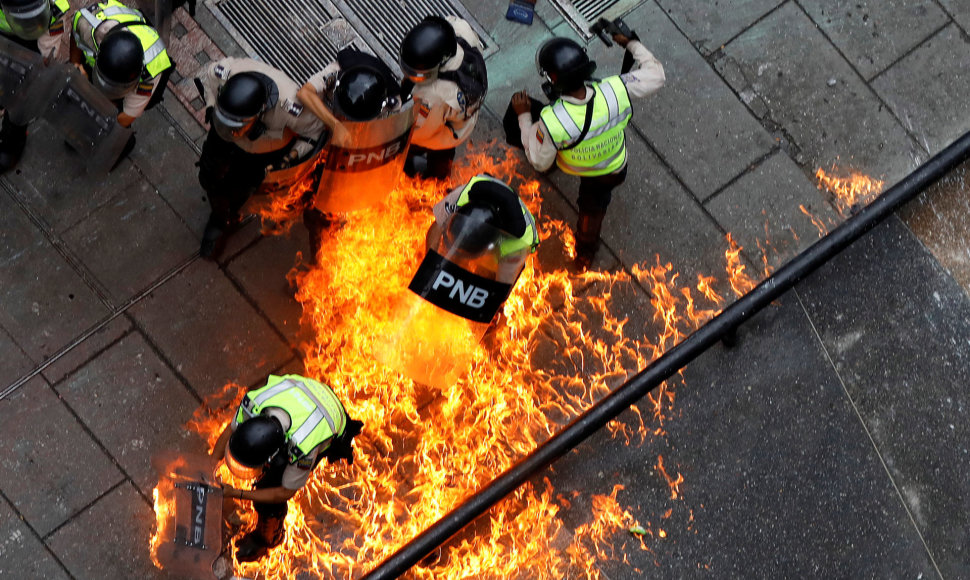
left=815, top=166, right=885, bottom=217
left=154, top=143, right=770, bottom=578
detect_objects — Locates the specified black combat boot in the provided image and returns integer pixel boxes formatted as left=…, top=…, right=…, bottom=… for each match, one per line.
left=0, top=116, right=27, bottom=174
left=235, top=513, right=285, bottom=562
left=573, top=211, right=606, bottom=270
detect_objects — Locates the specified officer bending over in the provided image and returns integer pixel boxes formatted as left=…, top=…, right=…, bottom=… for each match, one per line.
left=212, top=374, right=364, bottom=562
left=70, top=0, right=172, bottom=128
left=0, top=0, right=70, bottom=172
left=399, top=15, right=487, bottom=179
left=197, top=57, right=326, bottom=258
left=512, top=33, right=664, bottom=269
left=295, top=48, right=401, bottom=262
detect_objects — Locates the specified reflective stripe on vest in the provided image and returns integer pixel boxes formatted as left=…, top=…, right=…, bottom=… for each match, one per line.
left=455, top=175, right=538, bottom=257
left=72, top=0, right=171, bottom=79
left=235, top=375, right=348, bottom=460
left=539, top=76, right=632, bottom=177
left=0, top=0, right=70, bottom=35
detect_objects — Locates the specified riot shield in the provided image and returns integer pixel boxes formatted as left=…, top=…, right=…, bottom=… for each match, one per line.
left=41, top=64, right=133, bottom=174
left=312, top=102, right=414, bottom=213
left=258, top=137, right=327, bottom=197
left=0, top=35, right=63, bottom=123
left=151, top=452, right=223, bottom=580
left=377, top=214, right=530, bottom=388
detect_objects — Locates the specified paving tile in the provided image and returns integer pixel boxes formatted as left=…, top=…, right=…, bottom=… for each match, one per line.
left=797, top=217, right=970, bottom=577
left=129, top=260, right=293, bottom=398
left=871, top=24, right=970, bottom=156
left=705, top=151, right=843, bottom=272
left=617, top=2, right=777, bottom=201
left=549, top=296, right=937, bottom=577
left=937, top=0, right=970, bottom=30
left=60, top=182, right=198, bottom=307
left=0, top=193, right=110, bottom=362
left=802, top=0, right=948, bottom=80
left=898, top=157, right=970, bottom=294
left=0, top=377, right=123, bottom=537
left=128, top=107, right=209, bottom=238
left=0, top=324, right=35, bottom=390
left=46, top=482, right=166, bottom=580
left=0, top=498, right=69, bottom=580
left=226, top=231, right=310, bottom=345
left=716, top=2, right=924, bottom=187
left=482, top=17, right=555, bottom=118
left=56, top=333, right=206, bottom=497
left=655, top=0, right=784, bottom=55
left=3, top=121, right=145, bottom=235
left=41, top=316, right=133, bottom=386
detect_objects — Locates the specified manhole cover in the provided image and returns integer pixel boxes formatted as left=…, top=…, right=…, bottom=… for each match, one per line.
left=207, top=0, right=495, bottom=84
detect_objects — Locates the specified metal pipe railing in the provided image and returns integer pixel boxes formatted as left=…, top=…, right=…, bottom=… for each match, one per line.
left=363, top=131, right=970, bottom=579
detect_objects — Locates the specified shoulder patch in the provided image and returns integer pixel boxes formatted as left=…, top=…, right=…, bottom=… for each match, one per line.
left=136, top=81, right=154, bottom=96
left=535, top=128, right=544, bottom=145
left=417, top=102, right=430, bottom=118
left=283, top=98, right=304, bottom=116
left=214, top=64, right=230, bottom=80
left=295, top=455, right=315, bottom=470
left=49, top=21, right=65, bottom=35
left=456, top=90, right=466, bottom=113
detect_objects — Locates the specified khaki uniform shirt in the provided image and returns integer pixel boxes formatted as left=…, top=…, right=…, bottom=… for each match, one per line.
left=410, top=16, right=483, bottom=150
left=517, top=40, right=666, bottom=172
left=72, top=18, right=159, bottom=119
left=201, top=57, right=325, bottom=156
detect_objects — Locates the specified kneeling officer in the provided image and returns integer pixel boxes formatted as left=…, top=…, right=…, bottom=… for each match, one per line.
left=212, top=374, right=364, bottom=562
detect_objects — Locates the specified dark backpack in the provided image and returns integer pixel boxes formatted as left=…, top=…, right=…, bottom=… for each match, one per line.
left=437, top=37, right=487, bottom=117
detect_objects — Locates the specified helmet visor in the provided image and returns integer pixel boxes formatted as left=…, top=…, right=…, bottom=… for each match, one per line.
left=399, top=59, right=435, bottom=84
left=212, top=107, right=257, bottom=141
left=225, top=447, right=263, bottom=480
left=1, top=0, right=51, bottom=40
left=92, top=67, right=137, bottom=100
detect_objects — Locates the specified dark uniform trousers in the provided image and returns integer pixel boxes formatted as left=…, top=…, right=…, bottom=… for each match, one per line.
left=404, top=143, right=456, bottom=180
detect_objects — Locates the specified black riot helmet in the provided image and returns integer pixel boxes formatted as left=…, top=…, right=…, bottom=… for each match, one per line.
left=333, top=65, right=388, bottom=121
left=536, top=37, right=597, bottom=93
left=0, top=0, right=51, bottom=40
left=444, top=200, right=500, bottom=258
left=399, top=15, right=457, bottom=83
left=226, top=415, right=286, bottom=480
left=93, top=29, right=144, bottom=100
left=213, top=72, right=270, bottom=141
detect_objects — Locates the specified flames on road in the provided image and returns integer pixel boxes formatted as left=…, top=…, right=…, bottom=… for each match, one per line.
left=151, top=144, right=818, bottom=578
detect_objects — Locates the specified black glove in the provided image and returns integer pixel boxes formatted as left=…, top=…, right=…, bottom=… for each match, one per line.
left=322, top=418, right=364, bottom=466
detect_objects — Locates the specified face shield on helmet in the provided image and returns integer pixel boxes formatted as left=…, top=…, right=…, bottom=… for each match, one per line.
left=225, top=415, right=286, bottom=480
left=212, top=107, right=258, bottom=141
left=443, top=203, right=500, bottom=259
left=91, top=68, right=138, bottom=100
left=0, top=0, right=52, bottom=41
left=225, top=447, right=264, bottom=480
left=399, top=16, right=456, bottom=84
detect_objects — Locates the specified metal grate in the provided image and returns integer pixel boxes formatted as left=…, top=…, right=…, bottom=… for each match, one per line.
left=547, top=0, right=639, bottom=41
left=207, top=0, right=495, bottom=85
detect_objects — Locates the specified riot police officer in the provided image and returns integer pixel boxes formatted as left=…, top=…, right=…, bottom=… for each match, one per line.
left=512, top=34, right=664, bottom=269
left=0, top=0, right=70, bottom=172
left=197, top=57, right=326, bottom=258
left=212, top=374, right=364, bottom=562
left=70, top=0, right=172, bottom=128
left=295, top=49, right=402, bottom=263
left=399, top=15, right=487, bottom=179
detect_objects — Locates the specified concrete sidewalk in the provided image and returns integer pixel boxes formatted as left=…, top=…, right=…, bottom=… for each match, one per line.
left=2, top=0, right=969, bottom=578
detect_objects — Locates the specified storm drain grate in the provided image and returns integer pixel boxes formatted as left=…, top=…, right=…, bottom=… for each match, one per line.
left=207, top=0, right=495, bottom=84
left=547, top=0, right=641, bottom=40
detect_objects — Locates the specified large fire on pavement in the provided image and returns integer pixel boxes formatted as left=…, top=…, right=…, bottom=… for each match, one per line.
left=152, top=146, right=879, bottom=578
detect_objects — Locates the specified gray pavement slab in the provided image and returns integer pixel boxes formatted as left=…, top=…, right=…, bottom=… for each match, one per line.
left=226, top=231, right=311, bottom=345
left=55, top=332, right=207, bottom=497
left=128, top=260, right=293, bottom=398
left=705, top=150, right=842, bottom=271
left=801, top=0, right=949, bottom=81
left=654, top=0, right=784, bottom=55
left=899, top=158, right=970, bottom=293
left=871, top=23, right=970, bottom=156
left=548, top=295, right=937, bottom=577
left=40, top=315, right=133, bottom=386
left=3, top=122, right=145, bottom=236
left=45, top=482, right=165, bottom=580
left=0, top=498, right=69, bottom=580
left=0, top=325, right=34, bottom=386
left=938, top=0, right=970, bottom=31
left=620, top=2, right=777, bottom=201
left=797, top=216, right=970, bottom=577
left=0, top=377, right=124, bottom=537
left=482, top=16, right=555, bottom=117
left=716, top=2, right=925, bottom=185
left=60, top=181, right=199, bottom=307
left=0, top=191, right=110, bottom=363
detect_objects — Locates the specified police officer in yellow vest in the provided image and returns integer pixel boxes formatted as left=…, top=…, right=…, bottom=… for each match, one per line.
left=70, top=0, right=172, bottom=128
left=212, top=374, right=364, bottom=562
left=0, top=0, right=70, bottom=172
left=428, top=174, right=538, bottom=282
left=512, top=33, right=664, bottom=268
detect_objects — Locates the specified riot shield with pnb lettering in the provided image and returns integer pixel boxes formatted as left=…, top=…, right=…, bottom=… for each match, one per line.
left=312, top=103, right=414, bottom=213
left=0, top=35, right=63, bottom=124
